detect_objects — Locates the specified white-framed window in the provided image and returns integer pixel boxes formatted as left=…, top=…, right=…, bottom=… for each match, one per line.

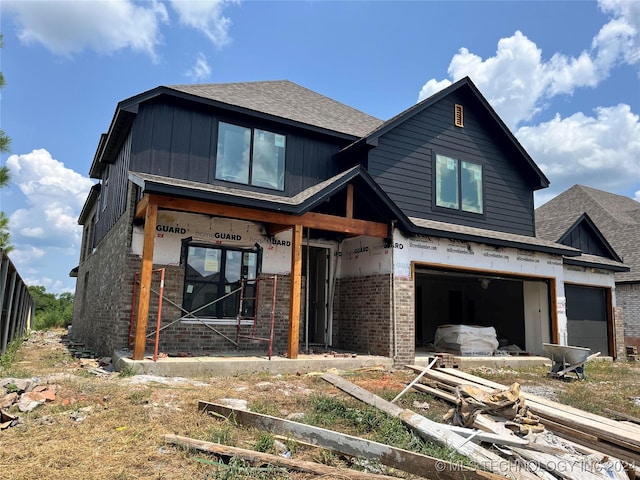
left=215, top=122, right=286, bottom=190
left=435, top=154, right=483, bottom=214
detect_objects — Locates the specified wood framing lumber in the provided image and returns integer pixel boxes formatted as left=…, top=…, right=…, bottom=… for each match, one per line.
left=408, top=366, right=640, bottom=453
left=197, top=400, right=504, bottom=480
left=164, top=434, right=405, bottom=480
left=287, top=225, right=302, bottom=359
left=437, top=367, right=640, bottom=439
left=133, top=202, right=158, bottom=360
left=321, top=372, right=543, bottom=480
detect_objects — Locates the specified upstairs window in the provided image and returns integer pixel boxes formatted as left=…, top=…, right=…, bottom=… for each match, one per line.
left=215, top=122, right=286, bottom=190
left=435, top=154, right=483, bottom=214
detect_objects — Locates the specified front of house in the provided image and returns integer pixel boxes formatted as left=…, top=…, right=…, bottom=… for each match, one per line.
left=71, top=78, right=627, bottom=364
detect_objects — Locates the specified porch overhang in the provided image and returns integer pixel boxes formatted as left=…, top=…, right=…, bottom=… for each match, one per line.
left=129, top=170, right=398, bottom=361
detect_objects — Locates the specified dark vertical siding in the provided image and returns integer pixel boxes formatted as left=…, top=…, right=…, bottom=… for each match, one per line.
left=94, top=132, right=132, bottom=245
left=367, top=91, right=536, bottom=236
left=130, top=100, right=343, bottom=197
left=566, top=223, right=609, bottom=257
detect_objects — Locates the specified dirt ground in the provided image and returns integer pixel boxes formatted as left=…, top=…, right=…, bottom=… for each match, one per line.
left=1, top=330, right=639, bottom=480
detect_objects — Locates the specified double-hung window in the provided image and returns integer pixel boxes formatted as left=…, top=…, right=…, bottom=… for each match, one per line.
left=215, top=122, right=286, bottom=190
left=435, top=154, right=483, bottom=214
left=183, top=243, right=259, bottom=319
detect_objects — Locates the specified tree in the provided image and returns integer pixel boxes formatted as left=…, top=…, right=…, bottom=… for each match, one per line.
left=0, top=32, right=13, bottom=253
left=27, top=286, right=74, bottom=330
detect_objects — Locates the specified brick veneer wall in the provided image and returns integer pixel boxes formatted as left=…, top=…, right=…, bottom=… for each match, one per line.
left=613, top=306, right=626, bottom=360
left=333, top=274, right=393, bottom=357
left=616, top=283, right=640, bottom=350
left=393, top=276, right=415, bottom=366
left=71, top=185, right=137, bottom=356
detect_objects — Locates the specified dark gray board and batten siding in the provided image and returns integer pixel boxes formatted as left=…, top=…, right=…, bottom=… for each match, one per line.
left=366, top=92, right=537, bottom=237
left=128, top=100, right=348, bottom=198
left=93, top=132, right=132, bottom=246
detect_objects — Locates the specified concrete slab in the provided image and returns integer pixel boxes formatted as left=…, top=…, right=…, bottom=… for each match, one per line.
left=113, top=350, right=395, bottom=377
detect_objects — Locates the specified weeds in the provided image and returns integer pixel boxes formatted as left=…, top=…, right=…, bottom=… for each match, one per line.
left=206, top=425, right=237, bottom=446
left=0, top=334, right=26, bottom=376
left=254, top=432, right=275, bottom=453
left=202, top=456, right=289, bottom=480
left=118, top=364, right=137, bottom=378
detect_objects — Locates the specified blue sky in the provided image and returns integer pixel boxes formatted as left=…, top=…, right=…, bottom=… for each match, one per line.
left=1, top=0, right=639, bottom=294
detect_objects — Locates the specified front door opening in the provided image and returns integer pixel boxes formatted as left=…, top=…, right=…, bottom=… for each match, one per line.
left=303, top=246, right=329, bottom=346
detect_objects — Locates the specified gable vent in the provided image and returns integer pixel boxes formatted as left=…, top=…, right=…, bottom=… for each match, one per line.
left=454, top=104, right=464, bottom=127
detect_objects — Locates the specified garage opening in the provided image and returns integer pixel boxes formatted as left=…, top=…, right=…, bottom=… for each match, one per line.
left=415, top=268, right=551, bottom=355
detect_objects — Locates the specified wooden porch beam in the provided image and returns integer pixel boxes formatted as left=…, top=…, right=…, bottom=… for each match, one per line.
left=133, top=202, right=158, bottom=360
left=135, top=194, right=388, bottom=238
left=134, top=193, right=150, bottom=219
left=288, top=225, right=302, bottom=359
left=266, top=224, right=293, bottom=236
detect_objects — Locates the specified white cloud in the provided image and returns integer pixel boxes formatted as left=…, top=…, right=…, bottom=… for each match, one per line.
left=416, top=0, right=640, bottom=207
left=597, top=0, right=640, bottom=67
left=6, top=149, right=95, bottom=249
left=4, top=0, right=169, bottom=58
left=521, top=104, right=640, bottom=207
left=417, top=0, right=639, bottom=129
left=185, top=52, right=212, bottom=81
left=170, top=0, right=238, bottom=47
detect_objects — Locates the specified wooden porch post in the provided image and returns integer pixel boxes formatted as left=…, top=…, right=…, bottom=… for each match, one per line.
left=133, top=203, right=158, bottom=360
left=288, top=225, right=303, bottom=359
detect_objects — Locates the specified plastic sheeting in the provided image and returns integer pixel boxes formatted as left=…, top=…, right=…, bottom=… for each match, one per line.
left=434, top=324, right=499, bottom=356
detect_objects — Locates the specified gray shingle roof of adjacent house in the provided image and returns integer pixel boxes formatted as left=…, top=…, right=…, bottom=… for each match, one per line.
left=536, top=184, right=640, bottom=281
left=167, top=80, right=384, bottom=138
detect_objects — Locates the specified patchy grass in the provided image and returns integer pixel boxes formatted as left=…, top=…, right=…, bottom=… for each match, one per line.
left=0, top=334, right=27, bottom=377
left=2, top=331, right=640, bottom=479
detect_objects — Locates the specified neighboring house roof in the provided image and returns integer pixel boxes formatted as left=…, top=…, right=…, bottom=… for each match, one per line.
left=536, top=185, right=638, bottom=281
left=340, top=76, right=550, bottom=190
left=129, top=166, right=412, bottom=231
left=409, top=217, right=580, bottom=257
left=167, top=81, right=383, bottom=138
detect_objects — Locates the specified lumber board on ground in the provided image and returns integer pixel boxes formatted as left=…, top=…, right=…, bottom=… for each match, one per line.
left=322, top=372, right=542, bottom=480
left=164, top=434, right=404, bottom=480
left=197, top=400, right=503, bottom=480
left=438, top=367, right=640, bottom=439
left=408, top=366, right=640, bottom=454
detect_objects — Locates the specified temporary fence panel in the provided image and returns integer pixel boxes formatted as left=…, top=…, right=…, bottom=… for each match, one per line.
left=0, top=249, right=35, bottom=354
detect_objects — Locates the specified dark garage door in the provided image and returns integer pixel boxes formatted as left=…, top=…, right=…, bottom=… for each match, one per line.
left=565, top=285, right=609, bottom=355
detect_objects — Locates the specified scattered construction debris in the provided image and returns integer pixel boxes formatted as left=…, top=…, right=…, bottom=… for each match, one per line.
left=0, top=377, right=59, bottom=430
left=406, top=365, right=640, bottom=479
left=197, top=400, right=504, bottom=480
left=165, top=434, right=406, bottom=480
left=322, top=372, right=541, bottom=480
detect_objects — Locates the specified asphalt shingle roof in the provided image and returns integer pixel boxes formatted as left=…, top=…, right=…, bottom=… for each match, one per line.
left=536, top=185, right=639, bottom=281
left=410, top=217, right=580, bottom=255
left=167, top=80, right=383, bottom=138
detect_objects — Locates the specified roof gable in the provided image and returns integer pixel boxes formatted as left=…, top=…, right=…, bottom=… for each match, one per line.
left=341, top=77, right=549, bottom=190
left=536, top=184, right=640, bottom=280
left=557, top=213, right=622, bottom=262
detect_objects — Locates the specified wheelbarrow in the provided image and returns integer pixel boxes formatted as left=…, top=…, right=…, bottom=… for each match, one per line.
left=542, top=343, right=601, bottom=380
